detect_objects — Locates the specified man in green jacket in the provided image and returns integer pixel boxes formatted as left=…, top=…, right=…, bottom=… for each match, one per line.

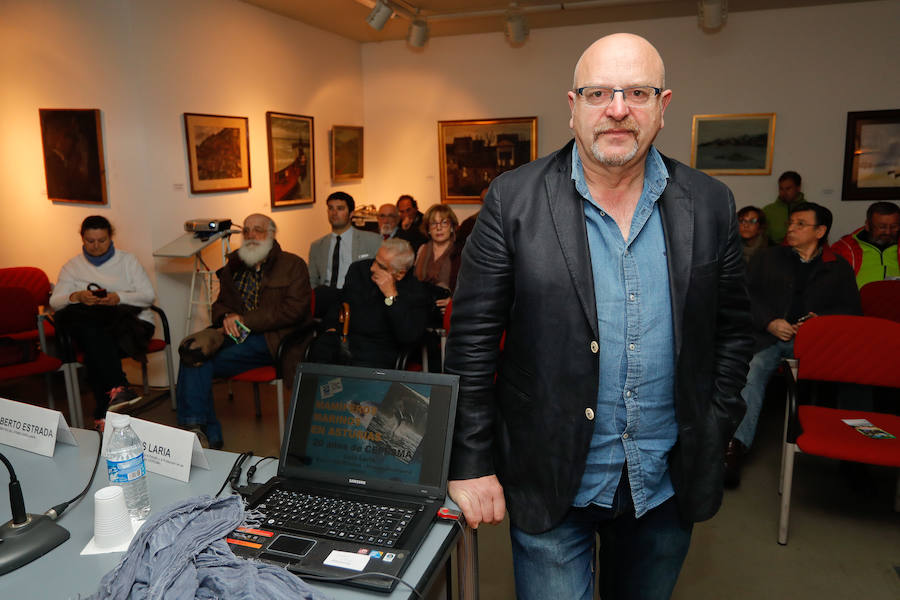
left=831, top=201, right=900, bottom=288
left=762, top=171, right=806, bottom=244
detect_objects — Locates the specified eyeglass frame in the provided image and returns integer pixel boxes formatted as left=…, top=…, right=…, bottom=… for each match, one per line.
left=738, top=218, right=760, bottom=225
left=573, top=86, right=662, bottom=107
left=429, top=219, right=452, bottom=230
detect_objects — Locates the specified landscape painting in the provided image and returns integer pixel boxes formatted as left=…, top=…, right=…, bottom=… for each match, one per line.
left=841, top=109, right=900, bottom=201
left=691, top=113, right=776, bottom=175
left=183, top=113, right=250, bottom=194
left=331, top=125, right=363, bottom=181
left=438, top=117, right=537, bottom=203
left=39, top=108, right=107, bottom=204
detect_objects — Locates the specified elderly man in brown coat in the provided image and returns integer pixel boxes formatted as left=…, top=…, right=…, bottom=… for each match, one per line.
left=176, top=213, right=312, bottom=448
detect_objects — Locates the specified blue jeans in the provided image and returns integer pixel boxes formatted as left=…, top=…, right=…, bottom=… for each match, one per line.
left=176, top=333, right=272, bottom=444
left=733, top=340, right=794, bottom=449
left=510, top=472, right=692, bottom=600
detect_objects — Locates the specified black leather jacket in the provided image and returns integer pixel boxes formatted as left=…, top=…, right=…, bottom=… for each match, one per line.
left=445, top=141, right=753, bottom=533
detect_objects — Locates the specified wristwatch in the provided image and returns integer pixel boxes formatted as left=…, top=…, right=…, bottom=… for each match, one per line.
left=384, top=295, right=398, bottom=307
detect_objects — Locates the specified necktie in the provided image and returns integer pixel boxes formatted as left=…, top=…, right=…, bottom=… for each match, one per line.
left=330, top=235, right=341, bottom=288
left=383, top=233, right=390, bottom=240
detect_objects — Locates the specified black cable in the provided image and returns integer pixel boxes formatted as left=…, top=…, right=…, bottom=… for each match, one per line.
left=46, top=429, right=103, bottom=520
left=246, top=455, right=277, bottom=483
left=299, top=571, right=423, bottom=599
left=216, top=451, right=253, bottom=497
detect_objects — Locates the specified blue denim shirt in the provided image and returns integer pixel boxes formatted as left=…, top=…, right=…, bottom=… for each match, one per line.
left=571, top=145, right=677, bottom=518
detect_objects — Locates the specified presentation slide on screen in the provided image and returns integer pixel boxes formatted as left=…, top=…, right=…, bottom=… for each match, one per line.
left=304, top=377, right=431, bottom=483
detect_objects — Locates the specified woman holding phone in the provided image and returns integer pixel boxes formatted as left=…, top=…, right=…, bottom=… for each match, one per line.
left=50, top=215, right=156, bottom=429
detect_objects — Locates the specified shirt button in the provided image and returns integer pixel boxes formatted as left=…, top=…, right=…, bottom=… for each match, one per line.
left=629, top=293, right=635, bottom=301
left=625, top=390, right=632, bottom=398
left=599, top=211, right=606, bottom=217
left=590, top=341, right=599, bottom=353
left=628, top=343, right=635, bottom=351
left=622, top=433, right=629, bottom=439
left=585, top=408, right=595, bottom=420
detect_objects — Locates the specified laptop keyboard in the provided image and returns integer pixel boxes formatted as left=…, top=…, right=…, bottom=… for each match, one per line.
left=257, top=489, right=419, bottom=547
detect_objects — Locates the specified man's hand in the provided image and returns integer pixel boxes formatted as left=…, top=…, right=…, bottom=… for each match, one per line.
left=448, top=475, right=506, bottom=529
left=370, top=268, right=398, bottom=299
left=766, top=318, right=797, bottom=341
left=222, top=313, right=244, bottom=338
left=435, top=297, right=451, bottom=313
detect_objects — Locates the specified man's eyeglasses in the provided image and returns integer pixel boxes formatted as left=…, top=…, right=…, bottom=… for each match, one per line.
left=574, top=86, right=661, bottom=107
left=738, top=218, right=759, bottom=225
left=787, top=220, right=816, bottom=229
left=429, top=219, right=451, bottom=230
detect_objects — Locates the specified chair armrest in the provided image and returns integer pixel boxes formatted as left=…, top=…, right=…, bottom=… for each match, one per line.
left=148, top=305, right=171, bottom=344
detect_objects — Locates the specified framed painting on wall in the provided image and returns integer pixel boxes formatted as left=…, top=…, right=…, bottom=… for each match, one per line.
left=438, top=117, right=538, bottom=203
left=183, top=113, right=250, bottom=194
left=331, top=125, right=363, bottom=181
left=690, top=113, right=776, bottom=175
left=266, top=111, right=314, bottom=208
left=841, top=109, right=900, bottom=201
left=39, top=108, right=107, bottom=204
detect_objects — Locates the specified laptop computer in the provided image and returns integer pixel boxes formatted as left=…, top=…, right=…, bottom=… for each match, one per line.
left=230, top=363, right=459, bottom=593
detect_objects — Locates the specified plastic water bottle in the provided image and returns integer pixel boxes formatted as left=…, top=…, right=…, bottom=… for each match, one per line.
left=105, top=413, right=151, bottom=520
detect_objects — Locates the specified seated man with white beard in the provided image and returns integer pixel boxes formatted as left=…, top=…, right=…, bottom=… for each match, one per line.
left=176, top=213, right=312, bottom=448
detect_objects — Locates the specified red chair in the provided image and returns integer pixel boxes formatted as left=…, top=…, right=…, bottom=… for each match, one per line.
left=0, top=286, right=79, bottom=423
left=860, top=280, right=900, bottom=322
left=778, top=315, right=900, bottom=544
left=0, top=267, right=56, bottom=346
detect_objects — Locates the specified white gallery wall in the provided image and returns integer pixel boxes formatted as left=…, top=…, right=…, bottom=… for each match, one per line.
left=1, top=0, right=898, bottom=385
left=362, top=0, right=900, bottom=229
left=0, top=0, right=365, bottom=382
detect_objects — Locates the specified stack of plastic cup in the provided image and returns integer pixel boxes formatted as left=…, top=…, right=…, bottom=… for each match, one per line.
left=93, top=485, right=134, bottom=548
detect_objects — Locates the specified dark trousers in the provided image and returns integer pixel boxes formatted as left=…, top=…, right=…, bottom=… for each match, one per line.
left=56, top=305, right=153, bottom=418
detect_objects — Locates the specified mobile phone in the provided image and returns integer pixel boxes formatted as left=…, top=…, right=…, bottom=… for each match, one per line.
left=90, top=288, right=107, bottom=298
left=796, top=313, right=814, bottom=324
left=228, top=320, right=251, bottom=344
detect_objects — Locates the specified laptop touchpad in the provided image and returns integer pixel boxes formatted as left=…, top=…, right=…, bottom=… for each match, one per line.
left=268, top=534, right=316, bottom=557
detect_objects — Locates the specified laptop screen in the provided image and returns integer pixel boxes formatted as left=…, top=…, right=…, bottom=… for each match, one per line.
left=280, top=364, right=458, bottom=498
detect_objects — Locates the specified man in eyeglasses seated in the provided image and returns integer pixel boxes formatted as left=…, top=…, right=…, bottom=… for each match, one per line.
left=737, top=205, right=770, bottom=265
left=724, top=202, right=861, bottom=487
left=176, top=213, right=312, bottom=449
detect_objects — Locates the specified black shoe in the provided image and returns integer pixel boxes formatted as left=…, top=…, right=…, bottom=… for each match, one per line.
left=107, top=386, right=146, bottom=414
left=724, top=439, right=746, bottom=489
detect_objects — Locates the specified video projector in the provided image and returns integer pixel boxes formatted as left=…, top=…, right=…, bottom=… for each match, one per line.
left=184, top=219, right=232, bottom=234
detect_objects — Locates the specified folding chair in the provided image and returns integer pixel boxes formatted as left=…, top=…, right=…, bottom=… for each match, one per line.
left=778, top=315, right=900, bottom=544
left=860, top=279, right=900, bottom=322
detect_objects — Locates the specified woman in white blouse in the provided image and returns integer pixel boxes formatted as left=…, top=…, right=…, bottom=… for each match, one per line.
left=50, top=216, right=155, bottom=428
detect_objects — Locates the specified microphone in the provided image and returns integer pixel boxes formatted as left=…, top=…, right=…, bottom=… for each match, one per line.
left=0, top=452, right=70, bottom=575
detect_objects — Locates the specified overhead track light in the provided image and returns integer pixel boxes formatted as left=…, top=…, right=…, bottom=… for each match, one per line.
left=698, top=0, right=727, bottom=30
left=505, top=13, right=529, bottom=45
left=407, top=19, right=429, bottom=47
left=366, top=0, right=394, bottom=31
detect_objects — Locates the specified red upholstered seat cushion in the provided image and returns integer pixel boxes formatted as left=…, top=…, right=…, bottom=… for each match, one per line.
left=230, top=366, right=277, bottom=383
left=797, top=406, right=900, bottom=467
left=0, top=352, right=62, bottom=379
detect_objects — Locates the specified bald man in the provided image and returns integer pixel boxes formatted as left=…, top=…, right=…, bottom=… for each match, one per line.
left=177, top=214, right=312, bottom=449
left=445, top=34, right=752, bottom=599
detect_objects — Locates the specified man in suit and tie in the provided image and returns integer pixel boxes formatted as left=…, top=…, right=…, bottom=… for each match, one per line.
left=308, top=191, right=381, bottom=289
left=445, top=33, right=753, bottom=600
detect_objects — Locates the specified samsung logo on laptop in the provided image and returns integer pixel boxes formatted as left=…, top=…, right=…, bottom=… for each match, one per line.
left=349, top=478, right=367, bottom=485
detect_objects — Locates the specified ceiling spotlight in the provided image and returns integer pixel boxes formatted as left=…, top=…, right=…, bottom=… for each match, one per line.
left=505, top=12, right=529, bottom=45
left=698, top=0, right=727, bottom=30
left=366, top=0, right=394, bottom=31
left=407, top=19, right=429, bottom=47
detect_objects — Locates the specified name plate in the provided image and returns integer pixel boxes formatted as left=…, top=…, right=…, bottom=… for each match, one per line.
left=101, top=413, right=210, bottom=482
left=0, top=397, right=77, bottom=457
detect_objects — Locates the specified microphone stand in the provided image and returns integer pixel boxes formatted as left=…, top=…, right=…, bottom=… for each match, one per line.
left=0, top=452, right=70, bottom=575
